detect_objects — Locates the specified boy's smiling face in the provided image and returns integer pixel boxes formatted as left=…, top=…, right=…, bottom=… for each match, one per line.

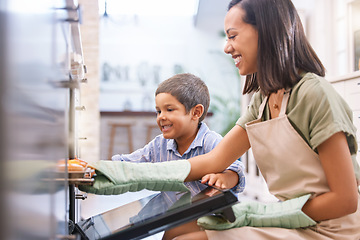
left=155, top=93, right=196, bottom=142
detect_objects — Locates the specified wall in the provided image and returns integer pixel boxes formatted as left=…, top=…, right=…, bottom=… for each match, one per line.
left=78, top=0, right=101, bottom=163
left=292, top=0, right=336, bottom=76
left=292, top=0, right=360, bottom=76
left=98, top=11, right=241, bottom=135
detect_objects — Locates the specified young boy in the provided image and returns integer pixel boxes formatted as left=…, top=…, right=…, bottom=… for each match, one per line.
left=110, top=73, right=245, bottom=239
left=80, top=73, right=244, bottom=239
left=111, top=73, right=245, bottom=196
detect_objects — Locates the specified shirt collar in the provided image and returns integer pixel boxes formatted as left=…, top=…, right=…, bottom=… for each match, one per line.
left=166, top=122, right=209, bottom=154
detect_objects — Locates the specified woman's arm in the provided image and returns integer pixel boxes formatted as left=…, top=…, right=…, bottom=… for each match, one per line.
left=302, top=131, right=358, bottom=221
left=185, top=125, right=250, bottom=181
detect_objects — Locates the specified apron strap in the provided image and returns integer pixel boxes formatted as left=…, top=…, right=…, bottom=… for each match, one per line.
left=279, top=89, right=291, bottom=116
left=257, top=96, right=268, bottom=119
left=257, top=89, right=291, bottom=119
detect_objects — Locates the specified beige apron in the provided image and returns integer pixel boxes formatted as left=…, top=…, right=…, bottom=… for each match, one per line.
left=207, top=91, right=360, bottom=240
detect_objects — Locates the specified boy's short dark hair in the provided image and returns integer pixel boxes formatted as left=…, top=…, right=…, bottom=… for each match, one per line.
left=155, top=73, right=210, bottom=122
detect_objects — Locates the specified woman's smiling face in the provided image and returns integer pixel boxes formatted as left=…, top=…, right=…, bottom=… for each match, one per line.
left=224, top=6, right=258, bottom=76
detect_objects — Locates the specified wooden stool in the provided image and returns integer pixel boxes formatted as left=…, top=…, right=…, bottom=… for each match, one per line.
left=146, top=124, right=160, bottom=144
left=108, top=123, right=134, bottom=159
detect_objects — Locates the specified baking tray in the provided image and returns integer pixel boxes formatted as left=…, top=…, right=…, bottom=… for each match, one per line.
left=42, top=167, right=95, bottom=185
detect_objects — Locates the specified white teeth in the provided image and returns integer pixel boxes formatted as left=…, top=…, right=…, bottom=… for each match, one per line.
left=162, top=125, right=171, bottom=130
left=234, top=56, right=241, bottom=64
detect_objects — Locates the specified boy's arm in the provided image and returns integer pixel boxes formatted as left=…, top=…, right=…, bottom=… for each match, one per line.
left=226, top=159, right=245, bottom=193
left=111, top=140, right=154, bottom=162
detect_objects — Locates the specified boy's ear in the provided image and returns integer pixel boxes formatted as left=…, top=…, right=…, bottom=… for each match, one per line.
left=192, top=104, right=204, bottom=120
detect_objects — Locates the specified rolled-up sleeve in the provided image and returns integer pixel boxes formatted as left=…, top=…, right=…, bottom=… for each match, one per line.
left=226, top=159, right=245, bottom=194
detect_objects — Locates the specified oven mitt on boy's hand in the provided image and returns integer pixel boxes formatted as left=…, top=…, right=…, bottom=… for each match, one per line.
left=197, top=194, right=316, bottom=230
left=78, top=160, right=191, bottom=195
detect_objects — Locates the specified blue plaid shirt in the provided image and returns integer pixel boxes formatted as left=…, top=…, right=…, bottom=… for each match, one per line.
left=112, top=122, right=245, bottom=195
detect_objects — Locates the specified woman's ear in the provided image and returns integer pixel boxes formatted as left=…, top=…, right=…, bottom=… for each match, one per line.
left=192, top=104, right=204, bottom=120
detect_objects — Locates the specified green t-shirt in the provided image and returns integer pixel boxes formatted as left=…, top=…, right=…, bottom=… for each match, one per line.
left=237, top=72, right=360, bottom=179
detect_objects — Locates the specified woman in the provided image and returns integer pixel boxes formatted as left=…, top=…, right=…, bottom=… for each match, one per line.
left=175, top=0, right=360, bottom=239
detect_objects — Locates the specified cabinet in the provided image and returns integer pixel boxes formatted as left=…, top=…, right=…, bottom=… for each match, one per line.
left=331, top=0, right=360, bottom=75
left=348, top=0, right=360, bottom=72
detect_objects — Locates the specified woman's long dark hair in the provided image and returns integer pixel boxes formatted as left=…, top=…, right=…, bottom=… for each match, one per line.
left=228, top=0, right=325, bottom=96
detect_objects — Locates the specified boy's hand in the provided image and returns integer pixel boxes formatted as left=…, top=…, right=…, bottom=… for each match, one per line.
left=201, top=170, right=238, bottom=190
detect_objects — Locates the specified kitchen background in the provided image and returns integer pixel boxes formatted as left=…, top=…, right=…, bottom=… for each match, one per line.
left=0, top=0, right=359, bottom=239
